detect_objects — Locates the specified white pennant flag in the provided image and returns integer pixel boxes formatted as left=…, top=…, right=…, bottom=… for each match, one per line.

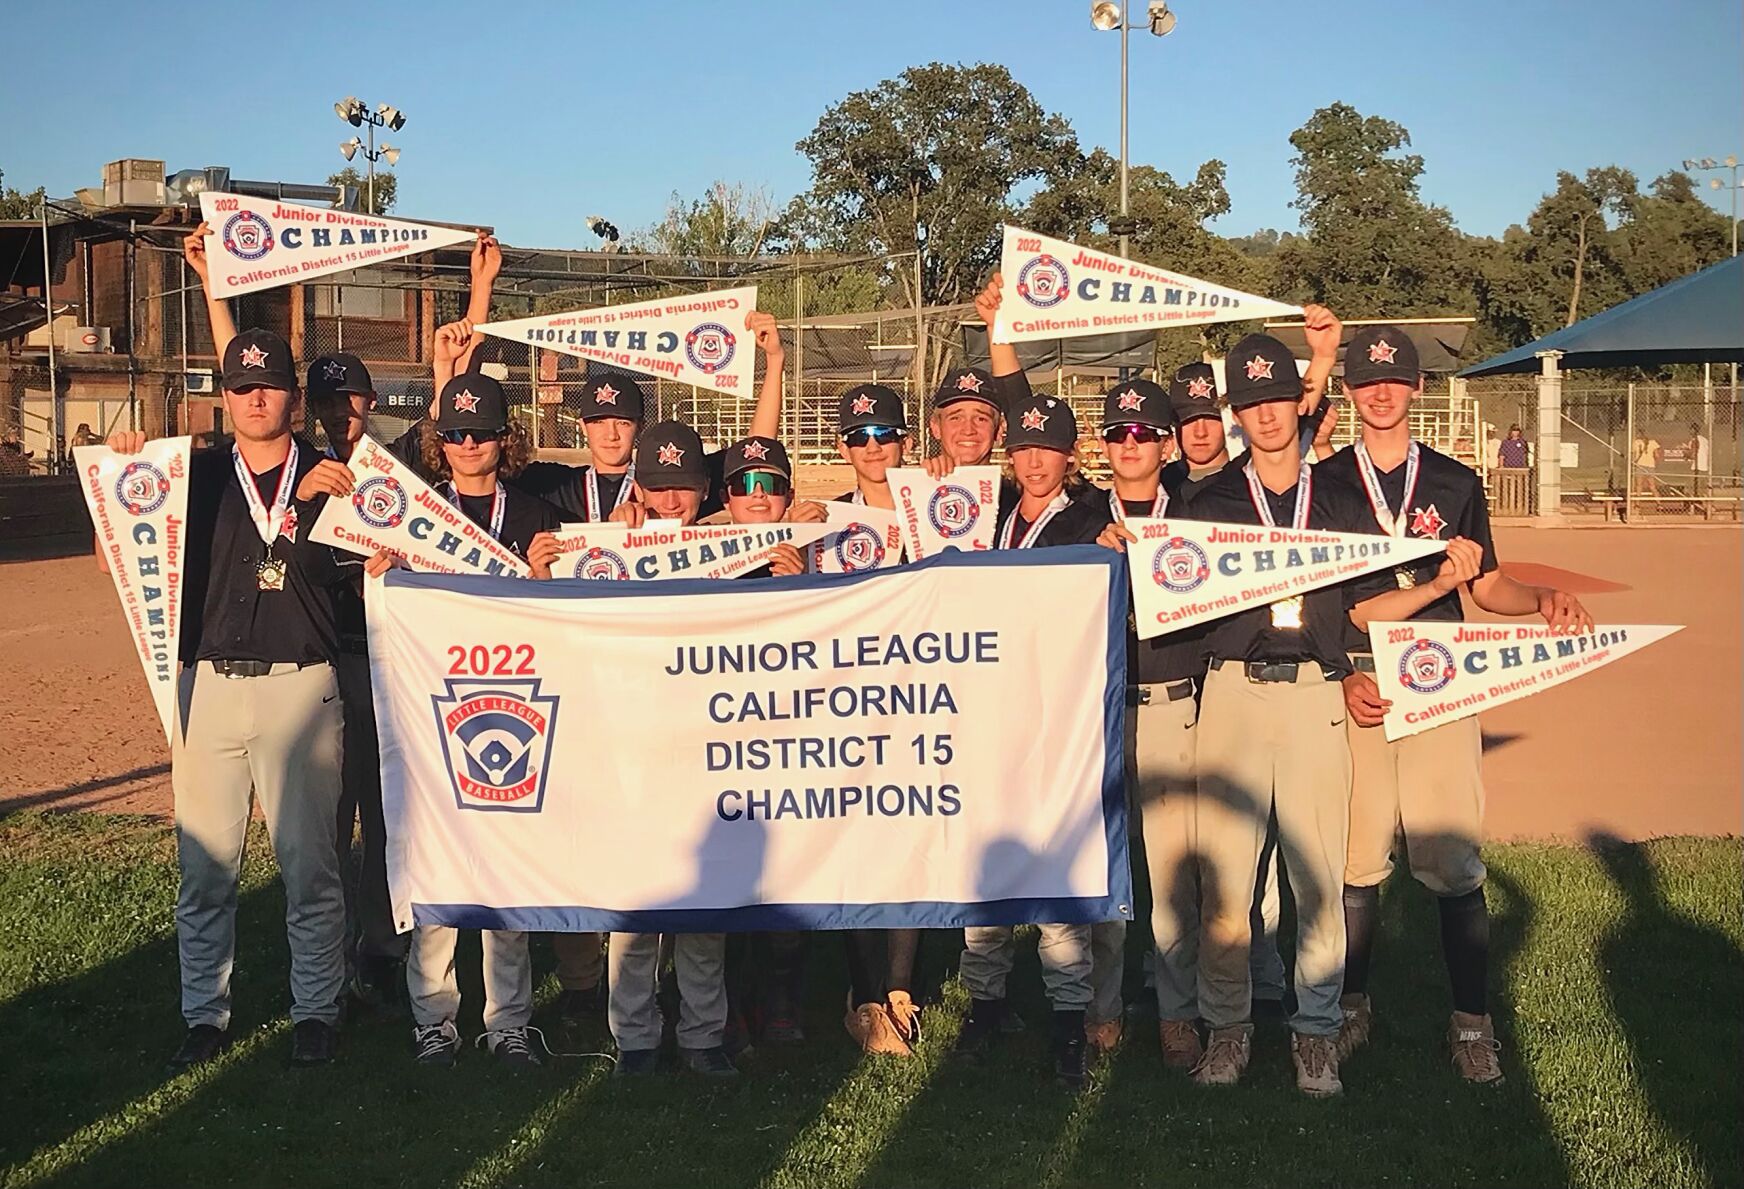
left=887, top=467, right=1002, bottom=560
left=1122, top=517, right=1446, bottom=641
left=199, top=193, right=474, bottom=299
left=550, top=519, right=833, bottom=581
left=476, top=286, right=758, bottom=398
left=75, top=438, right=193, bottom=745
left=807, top=501, right=906, bottom=573
left=1368, top=621, right=1683, bottom=741
left=307, top=435, right=530, bottom=577
left=992, top=226, right=1301, bottom=344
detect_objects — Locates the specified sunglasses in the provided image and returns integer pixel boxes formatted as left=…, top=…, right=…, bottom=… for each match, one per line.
left=844, top=426, right=905, bottom=448
left=727, top=470, right=791, bottom=498
left=1101, top=423, right=1174, bottom=445
left=437, top=427, right=507, bottom=445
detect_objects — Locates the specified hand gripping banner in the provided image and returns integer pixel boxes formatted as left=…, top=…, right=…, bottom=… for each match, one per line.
left=368, top=547, right=1130, bottom=933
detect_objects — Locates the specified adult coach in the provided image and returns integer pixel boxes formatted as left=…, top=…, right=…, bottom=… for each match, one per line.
left=108, top=328, right=352, bottom=1069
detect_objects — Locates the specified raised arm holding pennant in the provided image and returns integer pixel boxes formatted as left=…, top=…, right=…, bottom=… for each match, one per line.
left=991, top=226, right=1301, bottom=343
left=1121, top=517, right=1445, bottom=640
left=887, top=466, right=1001, bottom=559
left=308, top=435, right=530, bottom=577
left=198, top=193, right=474, bottom=299
left=807, top=500, right=905, bottom=573
left=548, top=519, right=832, bottom=581
left=475, top=286, right=757, bottom=398
left=75, top=437, right=192, bottom=744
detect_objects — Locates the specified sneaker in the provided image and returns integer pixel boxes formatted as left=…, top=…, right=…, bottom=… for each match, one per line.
left=1051, top=1012, right=1088, bottom=1090
left=1291, top=1032, right=1343, bottom=1097
left=1191, top=1024, right=1252, bottom=1087
left=1448, top=1012, right=1505, bottom=1086
left=1336, top=993, right=1373, bottom=1060
left=886, top=989, right=922, bottom=1045
left=955, top=998, right=1006, bottom=1060
left=289, top=1019, right=338, bottom=1066
left=678, top=1045, right=741, bottom=1079
left=613, top=1047, right=660, bottom=1078
left=412, top=1021, right=461, bottom=1067
left=1085, top=1017, right=1123, bottom=1056
left=168, top=1024, right=230, bottom=1071
left=1159, top=1018, right=1204, bottom=1071
left=844, top=1002, right=912, bottom=1057
left=481, top=1026, right=544, bottom=1070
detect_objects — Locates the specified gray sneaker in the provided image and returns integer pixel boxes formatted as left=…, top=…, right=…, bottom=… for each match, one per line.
left=678, top=1045, right=741, bottom=1079
left=1291, top=1031, right=1343, bottom=1097
left=412, top=1021, right=460, bottom=1067
left=1191, top=1024, right=1252, bottom=1087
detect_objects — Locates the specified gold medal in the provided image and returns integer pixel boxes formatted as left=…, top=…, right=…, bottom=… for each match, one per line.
left=1395, top=566, right=1418, bottom=590
left=256, top=558, right=287, bottom=591
left=1269, top=595, right=1304, bottom=630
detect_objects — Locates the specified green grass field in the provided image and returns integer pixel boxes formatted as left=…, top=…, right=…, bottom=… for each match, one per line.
left=0, top=812, right=1737, bottom=1189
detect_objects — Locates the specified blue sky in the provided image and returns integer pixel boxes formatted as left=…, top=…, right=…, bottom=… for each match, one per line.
left=3, top=0, right=1738, bottom=249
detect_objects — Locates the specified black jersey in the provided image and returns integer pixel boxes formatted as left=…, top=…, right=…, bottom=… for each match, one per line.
left=449, top=482, right=565, bottom=562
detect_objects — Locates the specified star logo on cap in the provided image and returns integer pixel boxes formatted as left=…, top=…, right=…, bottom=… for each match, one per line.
left=452, top=390, right=481, bottom=413
left=1409, top=504, right=1447, bottom=539
left=594, top=383, right=619, bottom=405
left=1116, top=388, right=1145, bottom=412
left=850, top=393, right=877, bottom=416
left=955, top=373, right=986, bottom=393
left=322, top=359, right=348, bottom=382
left=1187, top=376, right=1213, bottom=399
left=1244, top=356, right=1275, bottom=381
left=741, top=440, right=770, bottom=461
left=656, top=442, right=685, bottom=467
left=1368, top=338, right=1399, bottom=364
left=1020, top=407, right=1048, bottom=431
left=239, top=344, right=268, bottom=369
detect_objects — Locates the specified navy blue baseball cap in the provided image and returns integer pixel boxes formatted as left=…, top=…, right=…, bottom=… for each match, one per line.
left=578, top=372, right=648, bottom=420
left=1223, top=334, right=1301, bottom=409
left=220, top=328, right=297, bottom=391
left=1004, top=394, right=1078, bottom=451
left=1343, top=325, right=1420, bottom=387
left=1169, top=363, right=1221, bottom=423
left=1101, top=379, right=1175, bottom=432
left=438, top=374, right=510, bottom=434
left=933, top=366, right=1001, bottom=411
left=636, top=420, right=709, bottom=491
left=723, top=435, right=792, bottom=480
left=838, top=383, right=907, bottom=432
left=307, top=352, right=372, bottom=400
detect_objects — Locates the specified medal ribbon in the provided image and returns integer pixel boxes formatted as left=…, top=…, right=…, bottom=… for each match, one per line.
left=1108, top=486, right=1168, bottom=523
left=997, top=491, right=1070, bottom=550
left=1353, top=441, right=1421, bottom=537
left=1243, top=459, right=1312, bottom=529
left=447, top=481, right=507, bottom=542
left=233, top=440, right=299, bottom=545
left=585, top=463, right=635, bottom=522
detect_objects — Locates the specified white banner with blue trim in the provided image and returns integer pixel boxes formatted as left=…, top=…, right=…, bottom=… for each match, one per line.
left=369, top=548, right=1130, bottom=932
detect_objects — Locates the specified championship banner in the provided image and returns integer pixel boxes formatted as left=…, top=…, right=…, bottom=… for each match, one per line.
left=198, top=193, right=473, bottom=299
left=369, top=547, right=1130, bottom=932
left=75, top=438, right=192, bottom=745
left=475, top=286, right=757, bottom=398
left=549, top=519, right=832, bottom=581
left=807, top=501, right=905, bottom=574
left=1122, top=517, right=1446, bottom=640
left=992, top=226, right=1302, bottom=344
left=307, top=435, right=530, bottom=577
left=887, top=466, right=1001, bottom=560
left=1367, top=621, right=1683, bottom=741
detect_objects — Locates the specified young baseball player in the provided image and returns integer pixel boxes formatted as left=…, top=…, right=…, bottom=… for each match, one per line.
left=956, top=393, right=1112, bottom=1090
left=1322, top=325, right=1593, bottom=1085
left=107, top=328, right=353, bottom=1069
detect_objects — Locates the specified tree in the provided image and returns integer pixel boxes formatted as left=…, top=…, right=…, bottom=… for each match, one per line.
left=640, top=182, right=775, bottom=258
left=0, top=167, right=46, bottom=219
left=1618, top=171, right=1731, bottom=293
left=327, top=166, right=396, bottom=215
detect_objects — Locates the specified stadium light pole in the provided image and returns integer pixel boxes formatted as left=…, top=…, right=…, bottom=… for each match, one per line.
left=1091, top=2, right=1175, bottom=262
left=335, top=97, right=408, bottom=213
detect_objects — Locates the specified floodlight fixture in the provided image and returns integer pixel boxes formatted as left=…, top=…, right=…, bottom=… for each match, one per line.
left=1090, top=2, right=1120, bottom=31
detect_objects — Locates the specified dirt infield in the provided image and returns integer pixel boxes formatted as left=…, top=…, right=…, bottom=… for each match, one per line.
left=1, top=525, right=1737, bottom=841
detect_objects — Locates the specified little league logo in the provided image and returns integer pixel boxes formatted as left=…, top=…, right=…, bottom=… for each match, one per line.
left=432, top=679, right=559, bottom=813
left=1016, top=254, right=1070, bottom=309
left=115, top=461, right=171, bottom=516
left=571, top=546, right=629, bottom=581
left=221, top=211, right=275, bottom=262
left=685, top=323, right=736, bottom=374
left=1151, top=537, right=1211, bottom=594
left=351, top=476, right=408, bottom=530
left=1398, top=639, right=1457, bottom=694
left=927, top=484, right=980, bottom=539
left=833, top=524, right=887, bottom=571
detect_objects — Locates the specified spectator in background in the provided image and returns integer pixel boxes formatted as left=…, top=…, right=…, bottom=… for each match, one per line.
left=1632, top=431, right=1662, bottom=496
left=71, top=423, right=98, bottom=449
left=1496, top=424, right=1530, bottom=470
left=1688, top=423, right=1711, bottom=477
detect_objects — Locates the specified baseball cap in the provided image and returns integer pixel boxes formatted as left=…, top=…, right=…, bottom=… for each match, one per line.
left=578, top=372, right=648, bottom=421
left=1223, top=334, right=1301, bottom=409
left=1004, top=395, right=1078, bottom=452
left=636, top=420, right=709, bottom=491
left=1169, top=363, right=1221, bottom=424
left=220, top=328, right=297, bottom=392
left=1100, top=379, right=1176, bottom=432
left=722, top=435, right=792, bottom=480
left=1343, top=325, right=1420, bottom=387
left=437, top=374, right=510, bottom=434
left=838, top=383, right=907, bottom=433
left=306, top=352, right=373, bottom=400
left=933, top=366, right=1001, bottom=412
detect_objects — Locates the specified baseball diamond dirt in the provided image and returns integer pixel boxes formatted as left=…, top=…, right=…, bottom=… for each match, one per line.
left=1, top=522, right=1737, bottom=841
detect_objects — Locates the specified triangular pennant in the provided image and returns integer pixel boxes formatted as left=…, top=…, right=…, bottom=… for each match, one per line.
left=306, top=435, right=530, bottom=577
left=1368, top=621, right=1683, bottom=741
left=807, top=501, right=906, bottom=573
left=992, top=226, right=1302, bottom=344
left=476, top=286, right=758, bottom=399
left=550, top=519, right=832, bottom=581
left=886, top=467, right=1002, bottom=559
left=1122, top=517, right=1446, bottom=641
left=75, top=438, right=193, bottom=745
left=199, top=193, right=474, bottom=299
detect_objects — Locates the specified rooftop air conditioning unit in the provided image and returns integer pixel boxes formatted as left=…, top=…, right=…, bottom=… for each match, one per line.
left=102, top=159, right=166, bottom=207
